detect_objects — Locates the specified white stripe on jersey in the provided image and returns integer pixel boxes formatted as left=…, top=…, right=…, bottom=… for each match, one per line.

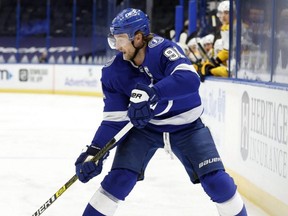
left=149, top=104, right=203, bottom=125
left=171, top=63, right=198, bottom=75
left=103, top=111, right=129, bottom=122
left=155, top=100, right=173, bottom=116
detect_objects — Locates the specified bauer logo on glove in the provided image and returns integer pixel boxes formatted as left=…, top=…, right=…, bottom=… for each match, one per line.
left=128, top=83, right=159, bottom=128
left=130, top=89, right=150, bottom=102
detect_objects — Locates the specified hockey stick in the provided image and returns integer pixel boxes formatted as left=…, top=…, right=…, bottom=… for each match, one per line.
left=187, top=46, right=201, bottom=63
left=196, top=39, right=218, bottom=67
left=32, top=122, right=133, bottom=216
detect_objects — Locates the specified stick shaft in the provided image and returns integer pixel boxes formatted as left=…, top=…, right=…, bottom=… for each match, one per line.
left=197, top=41, right=217, bottom=66
left=32, top=122, right=133, bottom=216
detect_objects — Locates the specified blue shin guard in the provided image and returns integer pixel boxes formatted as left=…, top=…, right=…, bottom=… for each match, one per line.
left=101, top=169, right=138, bottom=200
left=200, top=170, right=247, bottom=216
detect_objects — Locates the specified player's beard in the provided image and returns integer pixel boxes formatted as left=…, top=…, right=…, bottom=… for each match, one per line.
left=122, top=47, right=138, bottom=62
left=128, top=40, right=145, bottom=61
left=123, top=40, right=145, bottom=61
left=123, top=50, right=135, bottom=61
left=121, top=44, right=135, bottom=60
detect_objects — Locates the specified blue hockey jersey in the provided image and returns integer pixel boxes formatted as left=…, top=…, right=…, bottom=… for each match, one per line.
left=91, top=35, right=203, bottom=148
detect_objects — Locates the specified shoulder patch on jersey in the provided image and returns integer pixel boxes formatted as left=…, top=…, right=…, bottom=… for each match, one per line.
left=148, top=36, right=164, bottom=48
left=103, top=55, right=116, bottom=67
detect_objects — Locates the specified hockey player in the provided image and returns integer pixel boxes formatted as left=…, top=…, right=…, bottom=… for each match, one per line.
left=216, top=0, right=230, bottom=64
left=201, top=34, right=216, bottom=62
left=214, top=38, right=224, bottom=58
left=187, top=37, right=202, bottom=72
left=187, top=37, right=202, bottom=63
left=201, top=0, right=230, bottom=78
left=75, top=8, right=247, bottom=216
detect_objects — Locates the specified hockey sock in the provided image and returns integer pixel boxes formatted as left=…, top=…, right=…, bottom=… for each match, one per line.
left=83, top=203, right=105, bottom=216
left=83, top=169, right=138, bottom=216
left=200, top=170, right=247, bottom=215
left=101, top=168, right=138, bottom=200
left=235, top=204, right=248, bottom=216
left=215, top=191, right=247, bottom=216
left=85, top=187, right=119, bottom=216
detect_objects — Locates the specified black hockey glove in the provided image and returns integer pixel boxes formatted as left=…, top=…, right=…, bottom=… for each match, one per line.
left=211, top=57, right=221, bottom=67
left=128, top=83, right=159, bottom=129
left=75, top=145, right=109, bottom=183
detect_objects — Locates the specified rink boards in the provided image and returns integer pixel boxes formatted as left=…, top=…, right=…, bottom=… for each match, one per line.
left=199, top=78, right=288, bottom=216
left=0, top=64, right=103, bottom=96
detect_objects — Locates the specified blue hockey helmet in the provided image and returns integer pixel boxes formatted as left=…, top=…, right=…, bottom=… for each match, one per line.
left=110, top=8, right=150, bottom=40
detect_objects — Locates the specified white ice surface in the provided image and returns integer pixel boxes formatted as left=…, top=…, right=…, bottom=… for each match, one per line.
left=0, top=93, right=269, bottom=216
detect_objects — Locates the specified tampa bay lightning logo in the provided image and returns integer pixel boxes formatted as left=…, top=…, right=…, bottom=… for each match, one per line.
left=148, top=36, right=164, bottom=48
left=240, top=91, right=249, bottom=161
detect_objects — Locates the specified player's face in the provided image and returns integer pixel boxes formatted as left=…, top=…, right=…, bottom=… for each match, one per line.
left=218, top=11, right=229, bottom=25
left=113, top=34, right=135, bottom=60
left=189, top=45, right=197, bottom=52
left=204, top=43, right=213, bottom=52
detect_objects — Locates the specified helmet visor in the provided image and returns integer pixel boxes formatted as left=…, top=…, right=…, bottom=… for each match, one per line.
left=107, top=33, right=132, bottom=50
left=107, top=34, right=116, bottom=49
